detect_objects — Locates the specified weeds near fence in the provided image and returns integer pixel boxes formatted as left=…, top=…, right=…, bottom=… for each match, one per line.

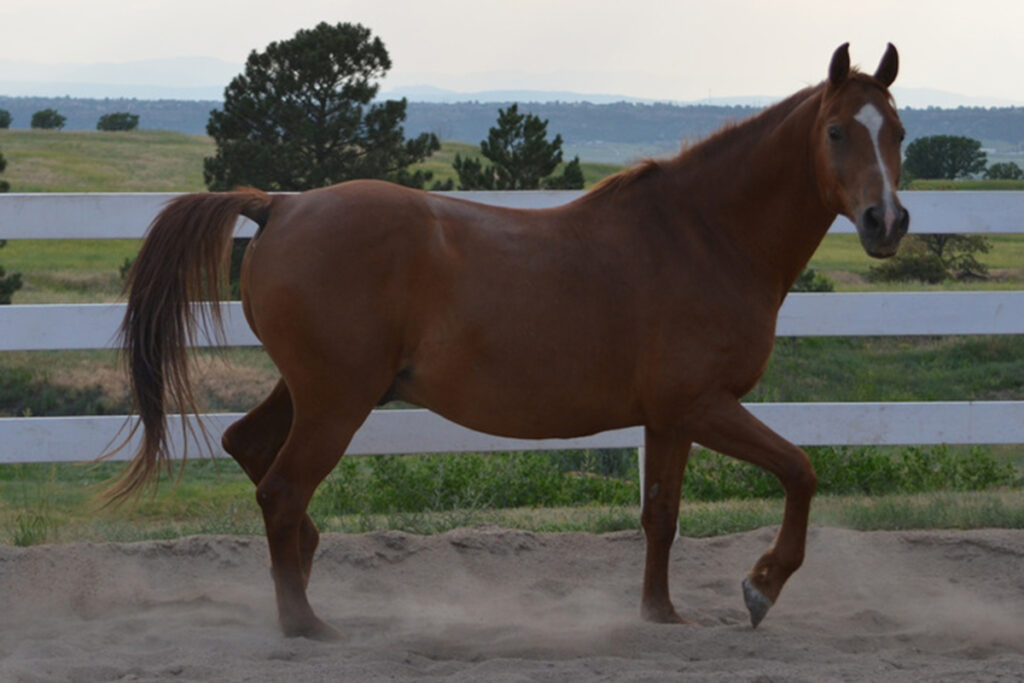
left=308, top=444, right=1017, bottom=521
left=0, top=444, right=1019, bottom=545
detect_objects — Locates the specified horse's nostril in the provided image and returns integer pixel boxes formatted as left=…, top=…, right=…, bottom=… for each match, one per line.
left=896, top=207, right=910, bottom=233
left=862, top=206, right=883, bottom=234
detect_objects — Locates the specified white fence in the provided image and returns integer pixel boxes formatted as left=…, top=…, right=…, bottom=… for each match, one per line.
left=1, top=191, right=1023, bottom=464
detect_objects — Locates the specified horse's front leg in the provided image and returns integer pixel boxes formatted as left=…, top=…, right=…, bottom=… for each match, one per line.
left=691, top=397, right=817, bottom=627
left=640, top=426, right=693, bottom=623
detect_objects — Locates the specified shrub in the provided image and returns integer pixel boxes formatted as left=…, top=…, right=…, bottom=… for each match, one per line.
left=0, top=148, right=8, bottom=193
left=31, top=109, right=65, bottom=130
left=791, top=268, right=835, bottom=292
left=868, top=234, right=990, bottom=283
left=97, top=112, right=139, bottom=131
left=984, top=162, right=1023, bottom=180
left=867, top=237, right=947, bottom=283
left=0, top=240, right=22, bottom=304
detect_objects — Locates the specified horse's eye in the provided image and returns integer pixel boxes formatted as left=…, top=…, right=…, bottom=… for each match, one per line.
left=827, top=125, right=843, bottom=142
left=898, top=129, right=906, bottom=143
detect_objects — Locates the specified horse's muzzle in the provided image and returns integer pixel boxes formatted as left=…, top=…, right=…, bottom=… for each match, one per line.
left=857, top=203, right=909, bottom=258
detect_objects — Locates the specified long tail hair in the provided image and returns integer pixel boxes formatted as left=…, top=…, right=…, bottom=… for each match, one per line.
left=103, top=188, right=273, bottom=504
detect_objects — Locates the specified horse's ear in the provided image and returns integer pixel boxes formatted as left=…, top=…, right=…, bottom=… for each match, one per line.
left=874, top=43, right=899, bottom=87
left=829, top=43, right=851, bottom=86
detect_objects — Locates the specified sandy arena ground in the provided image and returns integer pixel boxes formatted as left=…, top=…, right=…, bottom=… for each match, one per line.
left=1, top=526, right=1022, bottom=681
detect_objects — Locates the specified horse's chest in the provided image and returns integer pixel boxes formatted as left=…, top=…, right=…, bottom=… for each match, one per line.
left=652, top=307, right=777, bottom=400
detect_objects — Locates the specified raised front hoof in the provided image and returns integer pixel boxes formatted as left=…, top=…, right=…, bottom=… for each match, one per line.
left=641, top=602, right=692, bottom=625
left=741, top=577, right=774, bottom=629
left=281, top=616, right=343, bottom=642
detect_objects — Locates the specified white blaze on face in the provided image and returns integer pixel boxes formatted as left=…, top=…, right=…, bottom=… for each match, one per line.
left=853, top=103, right=898, bottom=235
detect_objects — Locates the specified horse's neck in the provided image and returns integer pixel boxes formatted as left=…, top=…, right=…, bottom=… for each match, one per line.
left=672, top=91, right=836, bottom=300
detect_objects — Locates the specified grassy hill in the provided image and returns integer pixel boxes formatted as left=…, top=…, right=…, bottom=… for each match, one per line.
left=0, top=129, right=212, bottom=192
left=0, top=130, right=621, bottom=193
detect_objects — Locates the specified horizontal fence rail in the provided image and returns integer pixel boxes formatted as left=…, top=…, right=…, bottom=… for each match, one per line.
left=2, top=191, right=1024, bottom=238
left=4, top=292, right=1024, bottom=351
left=5, top=401, right=1024, bottom=465
left=0, top=191, right=1022, bottom=463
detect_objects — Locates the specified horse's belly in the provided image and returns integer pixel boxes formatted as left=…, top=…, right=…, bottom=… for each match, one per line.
left=397, top=347, right=640, bottom=440
left=422, top=393, right=637, bottom=441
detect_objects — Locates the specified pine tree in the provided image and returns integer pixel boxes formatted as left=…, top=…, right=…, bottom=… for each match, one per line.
left=453, top=104, right=584, bottom=190
left=204, top=22, right=439, bottom=191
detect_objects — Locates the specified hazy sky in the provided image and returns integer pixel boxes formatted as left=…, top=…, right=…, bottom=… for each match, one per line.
left=2, top=0, right=1022, bottom=103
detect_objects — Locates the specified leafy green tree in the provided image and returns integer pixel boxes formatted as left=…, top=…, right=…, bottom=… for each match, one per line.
left=453, top=104, right=584, bottom=190
left=97, top=112, right=140, bottom=131
left=0, top=109, right=11, bottom=129
left=983, top=161, right=1023, bottom=180
left=204, top=21, right=439, bottom=191
left=903, top=135, right=986, bottom=180
left=31, top=109, right=66, bottom=130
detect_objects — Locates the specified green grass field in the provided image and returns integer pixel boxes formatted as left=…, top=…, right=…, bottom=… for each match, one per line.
left=0, top=128, right=1022, bottom=544
left=0, top=129, right=211, bottom=192
left=0, top=130, right=618, bottom=194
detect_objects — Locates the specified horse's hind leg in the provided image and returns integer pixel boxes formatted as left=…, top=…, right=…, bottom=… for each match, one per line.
left=640, top=427, right=693, bottom=623
left=255, top=392, right=373, bottom=641
left=221, top=379, right=318, bottom=587
left=692, top=398, right=817, bottom=628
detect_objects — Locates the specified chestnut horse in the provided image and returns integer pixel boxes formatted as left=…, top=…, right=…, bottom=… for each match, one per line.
left=109, top=43, right=908, bottom=639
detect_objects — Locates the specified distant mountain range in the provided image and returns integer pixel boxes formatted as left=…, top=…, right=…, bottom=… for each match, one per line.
left=0, top=57, right=239, bottom=101
left=381, top=85, right=1024, bottom=110
left=3, top=56, right=1023, bottom=109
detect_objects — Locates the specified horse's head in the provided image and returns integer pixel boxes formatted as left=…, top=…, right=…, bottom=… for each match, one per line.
left=814, top=43, right=909, bottom=258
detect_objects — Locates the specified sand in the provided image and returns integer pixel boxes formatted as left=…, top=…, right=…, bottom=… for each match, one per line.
left=1, top=526, right=1022, bottom=682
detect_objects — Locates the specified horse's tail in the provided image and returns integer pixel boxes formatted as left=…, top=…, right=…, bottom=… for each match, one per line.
left=102, top=188, right=274, bottom=504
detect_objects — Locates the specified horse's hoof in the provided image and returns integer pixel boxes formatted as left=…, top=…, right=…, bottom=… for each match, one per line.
left=283, top=617, right=343, bottom=642
left=742, top=577, right=773, bottom=628
left=641, top=602, right=694, bottom=625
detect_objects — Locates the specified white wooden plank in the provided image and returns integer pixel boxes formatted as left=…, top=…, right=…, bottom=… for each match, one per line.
left=898, top=191, right=1024, bottom=235
left=0, top=193, right=258, bottom=240
left=1, top=292, right=1021, bottom=351
left=0, top=303, right=260, bottom=350
left=777, top=291, right=1024, bottom=336
left=744, top=401, right=1024, bottom=446
left=3, top=402, right=1024, bottom=464
left=2, top=191, right=1023, bottom=239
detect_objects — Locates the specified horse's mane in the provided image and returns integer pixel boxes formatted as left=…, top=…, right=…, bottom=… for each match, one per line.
left=585, top=71, right=887, bottom=201
left=586, top=158, right=663, bottom=198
